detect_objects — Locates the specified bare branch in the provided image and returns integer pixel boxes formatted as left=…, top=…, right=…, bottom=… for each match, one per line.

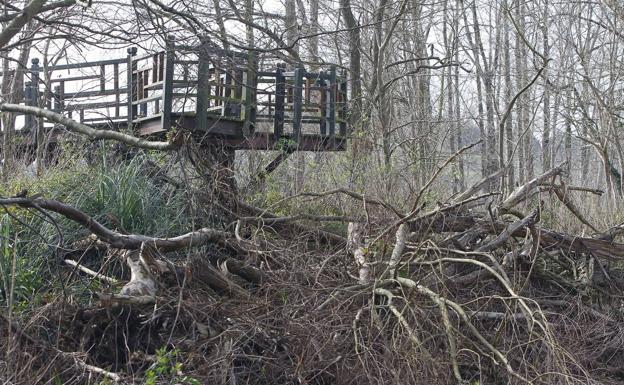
left=0, top=103, right=177, bottom=151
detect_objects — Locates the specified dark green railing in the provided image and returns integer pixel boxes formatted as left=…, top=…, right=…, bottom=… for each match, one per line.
left=20, top=36, right=349, bottom=145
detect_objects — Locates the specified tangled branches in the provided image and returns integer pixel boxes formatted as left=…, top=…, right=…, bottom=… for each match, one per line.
left=1, top=163, right=624, bottom=384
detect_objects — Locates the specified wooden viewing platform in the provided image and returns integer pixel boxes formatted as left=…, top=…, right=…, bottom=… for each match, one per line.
left=17, top=37, right=349, bottom=152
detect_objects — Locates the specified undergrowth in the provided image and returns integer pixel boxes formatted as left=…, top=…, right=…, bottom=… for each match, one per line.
left=0, top=150, right=189, bottom=310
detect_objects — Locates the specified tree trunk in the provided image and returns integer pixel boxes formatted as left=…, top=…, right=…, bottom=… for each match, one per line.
left=3, top=41, right=31, bottom=179
left=503, top=2, right=514, bottom=193
left=541, top=0, right=551, bottom=173
left=188, top=139, right=238, bottom=227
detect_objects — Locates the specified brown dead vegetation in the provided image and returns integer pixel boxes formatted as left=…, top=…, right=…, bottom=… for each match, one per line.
left=2, top=164, right=624, bottom=385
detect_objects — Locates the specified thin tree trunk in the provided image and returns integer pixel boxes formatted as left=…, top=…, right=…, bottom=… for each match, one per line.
left=503, top=1, right=514, bottom=193
left=3, top=42, right=31, bottom=179
left=213, top=0, right=230, bottom=50
left=541, top=0, right=551, bottom=172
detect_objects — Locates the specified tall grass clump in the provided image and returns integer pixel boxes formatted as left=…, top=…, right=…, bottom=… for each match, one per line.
left=87, top=155, right=188, bottom=236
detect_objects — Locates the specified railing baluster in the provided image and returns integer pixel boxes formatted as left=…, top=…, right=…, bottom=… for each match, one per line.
left=159, top=52, right=164, bottom=81
left=114, top=63, right=120, bottom=117
left=141, top=70, right=149, bottom=116
left=126, top=47, right=137, bottom=127
left=60, top=80, right=69, bottom=119
left=152, top=54, right=158, bottom=83
left=100, top=64, right=105, bottom=92
left=161, top=35, right=175, bottom=131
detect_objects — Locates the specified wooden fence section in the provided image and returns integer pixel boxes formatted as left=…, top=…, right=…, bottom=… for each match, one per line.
left=18, top=37, right=349, bottom=151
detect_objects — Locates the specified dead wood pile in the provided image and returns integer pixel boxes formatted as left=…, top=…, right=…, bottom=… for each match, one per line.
left=2, top=164, right=624, bottom=384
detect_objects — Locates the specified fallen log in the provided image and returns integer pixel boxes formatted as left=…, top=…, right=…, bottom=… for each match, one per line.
left=498, top=163, right=566, bottom=212
left=476, top=209, right=539, bottom=252
left=237, top=200, right=347, bottom=247
left=189, top=255, right=250, bottom=298
left=410, top=212, right=624, bottom=262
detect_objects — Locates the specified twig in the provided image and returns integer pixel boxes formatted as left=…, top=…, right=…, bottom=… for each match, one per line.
left=74, top=360, right=124, bottom=383
left=64, top=259, right=119, bottom=284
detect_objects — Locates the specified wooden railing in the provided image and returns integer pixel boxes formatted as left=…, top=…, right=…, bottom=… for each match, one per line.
left=18, top=36, right=349, bottom=145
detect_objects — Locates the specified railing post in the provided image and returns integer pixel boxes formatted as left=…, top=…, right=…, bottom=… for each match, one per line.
left=24, top=81, right=34, bottom=130
left=273, top=63, right=285, bottom=140
left=30, top=58, right=40, bottom=105
left=328, top=65, right=336, bottom=139
left=196, top=42, right=210, bottom=132
left=161, top=35, right=175, bottom=131
left=126, top=46, right=137, bottom=128
left=292, top=65, right=304, bottom=144
left=52, top=85, right=61, bottom=112
left=26, top=58, right=40, bottom=132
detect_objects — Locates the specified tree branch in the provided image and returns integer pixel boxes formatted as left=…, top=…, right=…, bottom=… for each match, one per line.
left=0, top=103, right=177, bottom=151
left=0, top=0, right=46, bottom=50
left=0, top=196, right=228, bottom=251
